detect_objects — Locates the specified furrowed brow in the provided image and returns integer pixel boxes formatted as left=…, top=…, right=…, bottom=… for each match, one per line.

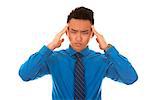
left=80, top=30, right=89, bottom=32
left=71, top=28, right=78, bottom=32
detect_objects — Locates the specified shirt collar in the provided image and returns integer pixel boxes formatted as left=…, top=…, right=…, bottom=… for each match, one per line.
left=66, top=45, right=90, bottom=57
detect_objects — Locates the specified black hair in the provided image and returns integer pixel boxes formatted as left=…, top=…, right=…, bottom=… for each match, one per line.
left=67, top=6, right=94, bottom=25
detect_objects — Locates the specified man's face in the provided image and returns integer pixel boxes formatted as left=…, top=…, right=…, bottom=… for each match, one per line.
left=67, top=18, right=93, bottom=52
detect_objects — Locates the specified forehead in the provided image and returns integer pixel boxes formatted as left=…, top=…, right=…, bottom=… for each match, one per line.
left=68, top=19, right=92, bottom=30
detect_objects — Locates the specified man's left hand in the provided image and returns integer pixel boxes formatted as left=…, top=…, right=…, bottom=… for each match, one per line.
left=92, top=26, right=108, bottom=50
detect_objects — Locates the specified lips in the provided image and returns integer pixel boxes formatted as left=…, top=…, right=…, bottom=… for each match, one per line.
left=74, top=43, right=82, bottom=46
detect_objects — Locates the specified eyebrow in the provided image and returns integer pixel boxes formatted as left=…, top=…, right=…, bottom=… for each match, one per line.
left=80, top=30, right=89, bottom=32
left=70, top=28, right=89, bottom=32
left=70, top=28, right=78, bottom=32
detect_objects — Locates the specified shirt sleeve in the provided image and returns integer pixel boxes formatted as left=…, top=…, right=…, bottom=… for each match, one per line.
left=104, top=45, right=138, bottom=85
left=19, top=45, right=53, bottom=81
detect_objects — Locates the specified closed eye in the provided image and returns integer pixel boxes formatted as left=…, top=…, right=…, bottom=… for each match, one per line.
left=82, top=32, right=89, bottom=34
left=81, top=30, right=89, bottom=34
left=70, top=30, right=77, bottom=33
left=70, top=28, right=78, bottom=33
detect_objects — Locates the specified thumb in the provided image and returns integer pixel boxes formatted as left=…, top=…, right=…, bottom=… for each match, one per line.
left=96, top=38, right=99, bottom=43
left=57, top=38, right=64, bottom=48
left=60, top=38, right=64, bottom=43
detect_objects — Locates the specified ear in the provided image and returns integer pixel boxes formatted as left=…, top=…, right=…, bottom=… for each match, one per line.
left=90, top=32, right=94, bottom=38
left=90, top=27, right=94, bottom=38
left=66, top=27, right=69, bottom=37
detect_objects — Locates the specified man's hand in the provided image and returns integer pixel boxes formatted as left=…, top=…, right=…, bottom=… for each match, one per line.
left=47, top=25, right=68, bottom=50
left=92, top=26, right=108, bottom=50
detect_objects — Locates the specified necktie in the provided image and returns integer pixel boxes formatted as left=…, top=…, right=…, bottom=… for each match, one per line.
left=74, top=53, right=86, bottom=100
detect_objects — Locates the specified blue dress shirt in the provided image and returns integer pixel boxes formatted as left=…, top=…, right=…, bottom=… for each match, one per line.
left=19, top=45, right=138, bottom=100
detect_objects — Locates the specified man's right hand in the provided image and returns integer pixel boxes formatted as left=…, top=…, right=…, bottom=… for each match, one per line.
left=47, top=25, right=68, bottom=50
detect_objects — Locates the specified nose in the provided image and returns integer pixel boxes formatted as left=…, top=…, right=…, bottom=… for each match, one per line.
left=75, top=33, right=82, bottom=42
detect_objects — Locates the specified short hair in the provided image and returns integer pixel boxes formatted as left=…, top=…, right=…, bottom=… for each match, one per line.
left=67, top=6, right=94, bottom=25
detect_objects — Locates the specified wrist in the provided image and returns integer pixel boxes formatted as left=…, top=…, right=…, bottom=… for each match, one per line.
left=47, top=42, right=56, bottom=50
left=104, top=44, right=112, bottom=52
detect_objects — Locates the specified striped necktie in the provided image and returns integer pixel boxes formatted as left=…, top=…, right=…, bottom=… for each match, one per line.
left=74, top=52, right=86, bottom=100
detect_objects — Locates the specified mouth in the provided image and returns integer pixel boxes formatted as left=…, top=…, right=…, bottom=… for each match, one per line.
left=74, top=43, right=82, bottom=46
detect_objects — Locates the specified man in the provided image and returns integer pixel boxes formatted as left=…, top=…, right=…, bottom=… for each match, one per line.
left=19, top=7, right=138, bottom=100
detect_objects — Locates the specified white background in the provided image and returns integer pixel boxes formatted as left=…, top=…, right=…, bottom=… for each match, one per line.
left=0, top=0, right=149, bottom=100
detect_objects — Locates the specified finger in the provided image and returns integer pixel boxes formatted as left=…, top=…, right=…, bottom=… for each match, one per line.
left=92, top=26, right=104, bottom=38
left=58, top=38, right=64, bottom=44
left=91, top=25, right=98, bottom=36
left=58, top=25, right=68, bottom=36
left=96, top=38, right=99, bottom=43
left=61, top=38, right=64, bottom=42
left=56, top=25, right=68, bottom=40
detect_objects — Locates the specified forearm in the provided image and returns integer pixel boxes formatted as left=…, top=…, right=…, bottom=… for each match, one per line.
left=105, top=45, right=138, bottom=85
left=19, top=46, right=53, bottom=81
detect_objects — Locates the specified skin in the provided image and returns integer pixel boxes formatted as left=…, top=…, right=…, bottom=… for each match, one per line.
left=47, top=19, right=108, bottom=52
left=66, top=19, right=94, bottom=52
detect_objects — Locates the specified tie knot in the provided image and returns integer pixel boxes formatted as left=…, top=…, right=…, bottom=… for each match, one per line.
left=74, top=52, right=83, bottom=59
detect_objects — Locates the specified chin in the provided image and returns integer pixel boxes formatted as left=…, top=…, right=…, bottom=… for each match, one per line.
left=71, top=44, right=86, bottom=51
left=75, top=47, right=86, bottom=52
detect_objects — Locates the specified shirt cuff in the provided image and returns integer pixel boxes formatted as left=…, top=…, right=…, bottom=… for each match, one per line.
left=104, top=45, right=119, bottom=57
